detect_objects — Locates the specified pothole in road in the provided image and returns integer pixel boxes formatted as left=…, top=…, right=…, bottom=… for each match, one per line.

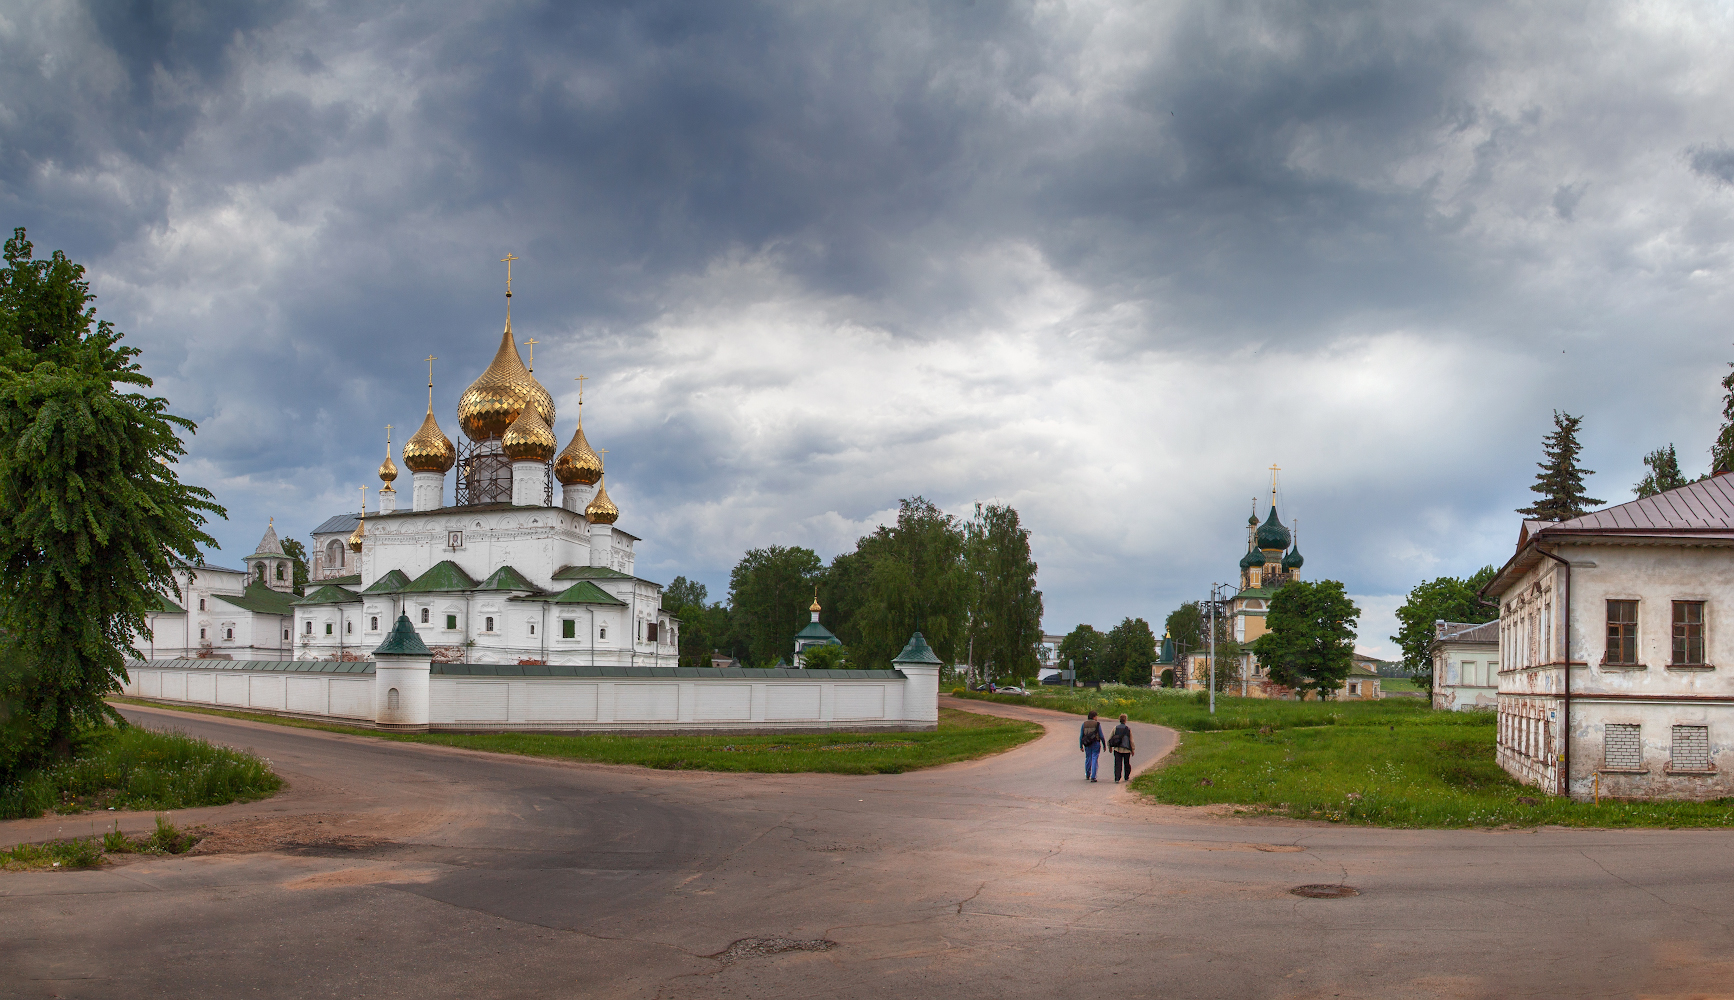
left=1289, top=884, right=1359, bottom=898
left=714, top=937, right=837, bottom=965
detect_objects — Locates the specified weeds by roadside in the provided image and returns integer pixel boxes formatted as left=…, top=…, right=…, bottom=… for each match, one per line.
left=2, top=816, right=201, bottom=872
left=1, top=724, right=281, bottom=820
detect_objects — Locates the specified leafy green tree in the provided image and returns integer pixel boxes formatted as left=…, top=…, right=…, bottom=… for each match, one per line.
left=1634, top=444, right=1689, bottom=498
left=1714, top=358, right=1734, bottom=475
left=1391, top=566, right=1497, bottom=690
left=1058, top=624, right=1103, bottom=683
left=1164, top=601, right=1206, bottom=659
left=800, top=643, right=848, bottom=670
left=964, top=503, right=1043, bottom=683
left=663, top=576, right=740, bottom=667
left=279, top=537, right=311, bottom=595
left=0, top=229, right=222, bottom=773
left=1517, top=410, right=1602, bottom=520
left=727, top=546, right=822, bottom=666
left=1209, top=637, right=1244, bottom=692
left=1158, top=667, right=1175, bottom=688
left=1251, top=580, right=1359, bottom=699
left=1101, top=617, right=1158, bottom=686
left=820, top=532, right=890, bottom=651
left=665, top=575, right=709, bottom=611
left=849, top=497, right=971, bottom=671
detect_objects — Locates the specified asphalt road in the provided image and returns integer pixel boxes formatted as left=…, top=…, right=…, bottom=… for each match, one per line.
left=3, top=700, right=1733, bottom=999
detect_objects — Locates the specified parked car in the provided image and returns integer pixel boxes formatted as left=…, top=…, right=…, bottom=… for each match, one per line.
left=1040, top=674, right=1067, bottom=685
left=996, top=686, right=1028, bottom=695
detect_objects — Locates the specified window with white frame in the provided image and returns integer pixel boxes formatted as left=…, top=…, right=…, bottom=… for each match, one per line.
left=371, top=616, right=379, bottom=631
left=485, top=616, right=495, bottom=633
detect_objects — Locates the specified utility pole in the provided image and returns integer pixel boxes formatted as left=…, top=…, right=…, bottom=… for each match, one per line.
left=1207, top=595, right=1216, bottom=715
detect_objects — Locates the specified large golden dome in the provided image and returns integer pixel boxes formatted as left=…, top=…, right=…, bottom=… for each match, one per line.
left=554, top=420, right=603, bottom=485
left=457, top=322, right=555, bottom=440
left=402, top=409, right=456, bottom=473
left=585, top=476, right=619, bottom=524
left=501, top=403, right=557, bottom=462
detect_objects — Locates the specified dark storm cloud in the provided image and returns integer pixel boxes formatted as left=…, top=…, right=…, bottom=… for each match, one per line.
left=4, top=1, right=1732, bottom=650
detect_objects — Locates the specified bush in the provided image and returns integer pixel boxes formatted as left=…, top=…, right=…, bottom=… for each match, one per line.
left=0, top=725, right=280, bottom=819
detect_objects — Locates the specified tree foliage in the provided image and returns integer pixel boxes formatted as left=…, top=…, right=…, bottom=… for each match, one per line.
left=800, top=642, right=848, bottom=670
left=1251, top=580, right=1359, bottom=699
left=279, top=537, right=310, bottom=595
left=1164, top=601, right=1206, bottom=659
left=1058, top=624, right=1103, bottom=683
left=0, top=229, right=222, bottom=774
left=1391, top=566, right=1497, bottom=689
left=1714, top=359, right=1734, bottom=475
left=1517, top=410, right=1602, bottom=520
left=1101, top=617, right=1158, bottom=686
left=664, top=575, right=741, bottom=668
left=1634, top=444, right=1689, bottom=498
left=727, top=546, right=822, bottom=666
left=964, top=502, right=1043, bottom=683
left=845, top=497, right=971, bottom=671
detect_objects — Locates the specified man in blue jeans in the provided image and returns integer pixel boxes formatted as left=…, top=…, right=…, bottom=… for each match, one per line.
left=1079, top=710, right=1105, bottom=782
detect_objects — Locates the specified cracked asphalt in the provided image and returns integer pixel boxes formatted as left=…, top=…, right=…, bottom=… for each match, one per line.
left=4, top=699, right=1734, bottom=999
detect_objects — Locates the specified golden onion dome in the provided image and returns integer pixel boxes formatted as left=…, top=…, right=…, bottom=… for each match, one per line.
left=585, top=476, right=619, bottom=525
left=347, top=516, right=366, bottom=553
left=456, top=322, right=555, bottom=441
left=402, top=408, right=456, bottom=473
left=554, top=420, right=603, bottom=485
left=378, top=450, right=399, bottom=484
left=501, top=402, right=557, bottom=462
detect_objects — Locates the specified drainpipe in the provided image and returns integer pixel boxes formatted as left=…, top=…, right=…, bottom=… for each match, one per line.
left=540, top=601, right=549, bottom=664
left=1536, top=546, right=1571, bottom=798
left=588, top=607, right=596, bottom=668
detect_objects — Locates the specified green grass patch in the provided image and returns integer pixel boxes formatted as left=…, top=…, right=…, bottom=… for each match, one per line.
left=1, top=725, right=282, bottom=820
left=109, top=699, right=1042, bottom=775
left=1131, top=718, right=1734, bottom=828
left=3, top=816, right=201, bottom=871
left=952, top=686, right=1476, bottom=732
left=1378, top=677, right=1424, bottom=694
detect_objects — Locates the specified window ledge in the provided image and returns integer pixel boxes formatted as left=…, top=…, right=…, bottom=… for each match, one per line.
left=1599, top=663, right=1647, bottom=671
left=1665, top=664, right=1715, bottom=671
left=1664, top=766, right=1718, bottom=776
left=1597, top=768, right=1649, bottom=775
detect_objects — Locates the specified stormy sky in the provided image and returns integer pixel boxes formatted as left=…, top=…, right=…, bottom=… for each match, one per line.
left=6, top=1, right=1734, bottom=657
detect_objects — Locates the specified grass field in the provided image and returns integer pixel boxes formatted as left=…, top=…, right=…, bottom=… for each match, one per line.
left=956, top=687, right=1734, bottom=828
left=1, top=726, right=282, bottom=820
left=110, top=699, right=1042, bottom=775
left=1378, top=677, right=1425, bottom=694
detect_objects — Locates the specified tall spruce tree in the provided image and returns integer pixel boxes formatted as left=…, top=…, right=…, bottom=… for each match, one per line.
left=1713, top=359, right=1734, bottom=475
left=964, top=502, right=1043, bottom=683
left=1633, top=444, right=1689, bottom=498
left=0, top=229, right=222, bottom=772
left=1516, top=410, right=1602, bottom=520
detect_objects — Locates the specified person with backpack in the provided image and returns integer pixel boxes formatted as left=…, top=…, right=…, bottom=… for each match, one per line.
left=1079, top=710, right=1105, bottom=782
left=1108, top=713, right=1136, bottom=783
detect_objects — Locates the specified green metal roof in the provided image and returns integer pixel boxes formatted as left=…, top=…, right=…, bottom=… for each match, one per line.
left=374, top=615, right=433, bottom=657
left=326, top=573, right=362, bottom=587
left=292, top=584, right=362, bottom=606
left=126, top=658, right=374, bottom=674
left=1255, top=506, right=1291, bottom=551
left=478, top=565, right=543, bottom=593
left=892, top=631, right=942, bottom=666
left=795, top=621, right=837, bottom=641
left=362, top=569, right=412, bottom=594
left=432, top=663, right=904, bottom=679
left=213, top=582, right=298, bottom=616
left=399, top=560, right=479, bottom=593
left=511, top=580, right=627, bottom=605
left=551, top=565, right=663, bottom=587
left=151, top=594, right=185, bottom=614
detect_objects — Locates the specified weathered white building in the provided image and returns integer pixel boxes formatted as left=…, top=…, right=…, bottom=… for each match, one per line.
left=1431, top=620, right=1499, bottom=711
left=1484, top=476, right=1734, bottom=800
left=140, top=525, right=297, bottom=660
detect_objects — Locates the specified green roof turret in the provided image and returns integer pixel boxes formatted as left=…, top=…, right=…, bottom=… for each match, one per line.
left=1255, top=506, right=1290, bottom=551
left=1282, top=544, right=1304, bottom=570
left=374, top=614, right=432, bottom=658
left=892, top=631, right=943, bottom=666
left=1239, top=547, right=1264, bottom=570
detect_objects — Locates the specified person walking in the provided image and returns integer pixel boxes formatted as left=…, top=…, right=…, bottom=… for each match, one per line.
left=1079, top=710, right=1105, bottom=782
left=1109, top=713, right=1135, bottom=783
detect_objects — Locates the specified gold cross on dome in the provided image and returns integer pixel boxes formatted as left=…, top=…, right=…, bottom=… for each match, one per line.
left=500, top=254, right=518, bottom=296
left=524, top=338, right=538, bottom=372
left=598, top=447, right=608, bottom=470
left=359, top=484, right=369, bottom=515
left=424, top=356, right=438, bottom=408
left=574, top=374, right=588, bottom=407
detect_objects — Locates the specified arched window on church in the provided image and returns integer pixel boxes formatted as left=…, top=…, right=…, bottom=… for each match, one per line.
left=421, top=608, right=430, bottom=624
left=276, top=563, right=285, bottom=581
left=255, top=564, right=265, bottom=583
left=326, top=540, right=344, bottom=570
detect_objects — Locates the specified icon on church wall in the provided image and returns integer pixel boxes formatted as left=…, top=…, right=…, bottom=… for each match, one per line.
left=448, top=531, right=464, bottom=549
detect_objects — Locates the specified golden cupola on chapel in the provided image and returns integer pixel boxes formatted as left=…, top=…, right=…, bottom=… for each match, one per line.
left=402, top=407, right=456, bottom=473
left=586, top=476, right=619, bottom=524
left=457, top=319, right=555, bottom=441
left=554, top=415, right=603, bottom=485
left=378, top=438, right=399, bottom=485
left=501, top=401, right=557, bottom=463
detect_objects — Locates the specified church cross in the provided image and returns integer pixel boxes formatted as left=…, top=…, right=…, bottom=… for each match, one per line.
left=524, top=337, right=538, bottom=372
left=359, top=484, right=369, bottom=516
left=425, top=356, right=438, bottom=410
left=500, top=254, right=518, bottom=297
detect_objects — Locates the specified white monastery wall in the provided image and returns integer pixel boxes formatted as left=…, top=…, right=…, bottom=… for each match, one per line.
left=122, top=661, right=936, bottom=733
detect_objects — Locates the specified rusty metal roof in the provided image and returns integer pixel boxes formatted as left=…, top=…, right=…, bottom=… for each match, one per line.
left=1552, top=474, right=1734, bottom=531
left=1435, top=620, right=1498, bottom=645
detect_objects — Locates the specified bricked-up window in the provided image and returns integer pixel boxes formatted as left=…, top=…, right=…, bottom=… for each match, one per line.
left=1604, top=723, right=1643, bottom=771
left=1671, top=725, right=1710, bottom=771
left=1672, top=602, right=1706, bottom=665
left=1606, top=601, right=1638, bottom=664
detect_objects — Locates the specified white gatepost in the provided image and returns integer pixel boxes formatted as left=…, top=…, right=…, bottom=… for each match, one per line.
left=892, top=631, right=942, bottom=727
left=373, top=613, right=432, bottom=732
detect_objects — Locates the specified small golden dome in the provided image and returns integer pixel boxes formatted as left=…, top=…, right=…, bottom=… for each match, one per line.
left=378, top=450, right=399, bottom=484
left=554, top=420, right=603, bottom=485
left=402, top=409, right=456, bottom=473
left=501, top=403, right=557, bottom=462
left=348, top=516, right=366, bottom=553
left=585, top=476, right=619, bottom=524
left=456, top=322, right=555, bottom=441
left=810, top=597, right=821, bottom=612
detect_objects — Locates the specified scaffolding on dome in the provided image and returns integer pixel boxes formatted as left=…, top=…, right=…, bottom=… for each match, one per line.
left=455, top=436, right=553, bottom=507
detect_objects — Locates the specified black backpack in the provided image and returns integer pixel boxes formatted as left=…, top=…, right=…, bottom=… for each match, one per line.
left=1108, top=725, right=1128, bottom=749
